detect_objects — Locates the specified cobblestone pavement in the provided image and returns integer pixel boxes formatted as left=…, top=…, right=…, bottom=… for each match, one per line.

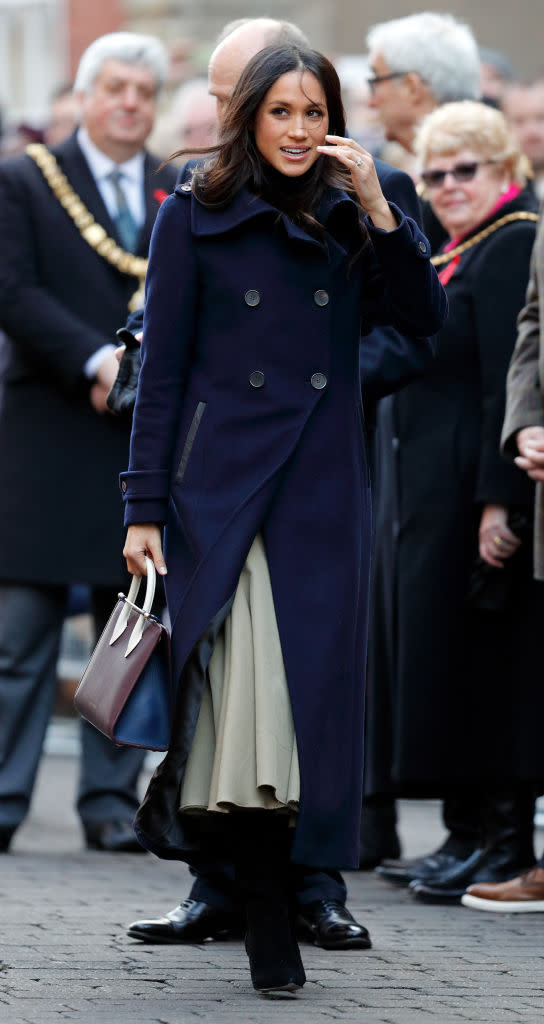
left=2, top=752, right=544, bottom=1024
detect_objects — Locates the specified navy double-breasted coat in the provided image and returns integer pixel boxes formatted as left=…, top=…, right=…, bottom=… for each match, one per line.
left=121, top=182, right=446, bottom=869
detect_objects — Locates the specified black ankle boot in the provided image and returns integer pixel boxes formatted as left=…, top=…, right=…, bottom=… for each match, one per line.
left=243, top=885, right=306, bottom=994
left=481, top=784, right=536, bottom=875
left=234, top=814, right=306, bottom=995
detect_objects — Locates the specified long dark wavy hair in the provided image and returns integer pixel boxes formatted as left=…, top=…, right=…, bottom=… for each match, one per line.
left=169, top=44, right=360, bottom=236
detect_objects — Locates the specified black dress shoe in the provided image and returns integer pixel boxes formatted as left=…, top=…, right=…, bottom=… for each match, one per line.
left=127, top=899, right=245, bottom=944
left=296, top=899, right=372, bottom=950
left=84, top=819, right=146, bottom=853
left=410, top=880, right=470, bottom=904
left=410, top=848, right=535, bottom=905
left=0, top=826, right=15, bottom=853
left=376, top=850, right=469, bottom=887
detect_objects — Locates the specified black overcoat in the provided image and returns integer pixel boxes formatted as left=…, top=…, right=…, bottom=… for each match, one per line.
left=366, top=190, right=543, bottom=795
left=0, top=133, right=177, bottom=586
left=122, top=183, right=446, bottom=869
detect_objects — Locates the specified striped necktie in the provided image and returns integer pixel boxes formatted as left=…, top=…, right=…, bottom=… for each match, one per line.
left=108, top=168, right=139, bottom=253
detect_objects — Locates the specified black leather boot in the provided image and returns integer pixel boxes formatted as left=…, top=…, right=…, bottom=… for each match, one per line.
left=441, top=792, right=481, bottom=856
left=376, top=790, right=480, bottom=886
left=234, top=815, right=306, bottom=996
left=359, top=798, right=401, bottom=870
left=411, top=784, right=537, bottom=904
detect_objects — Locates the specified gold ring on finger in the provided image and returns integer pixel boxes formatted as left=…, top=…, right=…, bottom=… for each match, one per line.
left=493, top=535, right=503, bottom=547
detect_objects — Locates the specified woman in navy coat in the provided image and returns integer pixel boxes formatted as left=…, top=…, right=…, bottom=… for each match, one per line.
left=122, top=44, right=446, bottom=993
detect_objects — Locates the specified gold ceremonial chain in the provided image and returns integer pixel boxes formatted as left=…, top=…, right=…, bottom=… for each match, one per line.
left=26, top=143, right=148, bottom=311
left=431, top=211, right=539, bottom=267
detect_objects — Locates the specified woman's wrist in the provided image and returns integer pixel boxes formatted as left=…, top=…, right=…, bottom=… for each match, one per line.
left=365, top=199, right=398, bottom=232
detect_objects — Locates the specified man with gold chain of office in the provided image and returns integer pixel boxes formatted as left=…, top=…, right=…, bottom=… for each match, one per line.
left=0, top=32, right=177, bottom=854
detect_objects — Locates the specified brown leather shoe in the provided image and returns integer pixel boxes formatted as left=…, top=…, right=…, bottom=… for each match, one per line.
left=461, top=866, right=544, bottom=912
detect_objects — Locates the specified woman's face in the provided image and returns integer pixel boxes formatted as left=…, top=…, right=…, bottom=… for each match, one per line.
left=254, top=70, right=329, bottom=177
left=423, top=147, right=510, bottom=238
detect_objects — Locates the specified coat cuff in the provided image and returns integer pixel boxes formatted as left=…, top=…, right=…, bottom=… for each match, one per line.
left=120, top=469, right=170, bottom=501
left=365, top=203, right=432, bottom=259
left=124, top=498, right=169, bottom=527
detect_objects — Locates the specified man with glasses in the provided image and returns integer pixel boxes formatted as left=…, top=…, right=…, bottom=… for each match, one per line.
left=366, top=12, right=480, bottom=156
left=362, top=12, right=484, bottom=886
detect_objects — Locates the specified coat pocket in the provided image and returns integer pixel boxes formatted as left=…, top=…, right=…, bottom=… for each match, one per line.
left=175, top=401, right=207, bottom=484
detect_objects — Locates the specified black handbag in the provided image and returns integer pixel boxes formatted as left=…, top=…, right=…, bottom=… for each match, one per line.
left=106, top=327, right=141, bottom=416
left=74, top=558, right=172, bottom=750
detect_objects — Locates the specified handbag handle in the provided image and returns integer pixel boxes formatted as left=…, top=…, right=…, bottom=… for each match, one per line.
left=109, top=556, right=157, bottom=655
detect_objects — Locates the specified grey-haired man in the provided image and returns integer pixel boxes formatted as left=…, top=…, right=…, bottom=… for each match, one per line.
left=0, top=32, right=177, bottom=854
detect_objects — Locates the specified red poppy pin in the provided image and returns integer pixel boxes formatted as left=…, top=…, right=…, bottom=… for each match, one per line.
left=153, top=189, right=169, bottom=205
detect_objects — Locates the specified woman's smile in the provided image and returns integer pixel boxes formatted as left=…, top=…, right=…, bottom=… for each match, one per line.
left=280, top=145, right=312, bottom=160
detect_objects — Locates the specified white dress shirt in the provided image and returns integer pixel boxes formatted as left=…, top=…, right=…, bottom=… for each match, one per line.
left=76, top=128, right=146, bottom=380
left=76, top=127, right=146, bottom=227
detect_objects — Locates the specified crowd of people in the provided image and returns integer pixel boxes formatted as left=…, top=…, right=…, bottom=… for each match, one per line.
left=0, top=7, right=543, bottom=998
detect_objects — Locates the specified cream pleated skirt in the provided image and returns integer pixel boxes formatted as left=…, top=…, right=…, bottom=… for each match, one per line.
left=179, top=534, right=300, bottom=814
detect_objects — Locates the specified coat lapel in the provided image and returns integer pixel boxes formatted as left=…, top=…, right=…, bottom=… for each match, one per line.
left=137, top=153, right=161, bottom=257
left=137, top=153, right=176, bottom=257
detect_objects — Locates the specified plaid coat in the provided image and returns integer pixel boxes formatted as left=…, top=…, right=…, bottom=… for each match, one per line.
left=502, top=209, right=544, bottom=578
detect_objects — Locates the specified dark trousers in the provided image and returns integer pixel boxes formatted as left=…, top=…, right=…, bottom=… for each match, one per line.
left=0, top=583, right=145, bottom=829
left=188, top=862, right=347, bottom=912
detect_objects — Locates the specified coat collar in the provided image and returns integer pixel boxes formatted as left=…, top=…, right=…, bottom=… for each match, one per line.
left=188, top=182, right=358, bottom=253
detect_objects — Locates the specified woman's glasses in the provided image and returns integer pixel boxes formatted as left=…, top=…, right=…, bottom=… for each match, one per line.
left=420, top=160, right=496, bottom=189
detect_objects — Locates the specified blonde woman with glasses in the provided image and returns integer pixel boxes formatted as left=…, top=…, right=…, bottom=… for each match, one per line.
left=369, top=101, right=542, bottom=905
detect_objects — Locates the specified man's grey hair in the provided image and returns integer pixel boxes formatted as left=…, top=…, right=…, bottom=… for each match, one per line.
left=74, top=32, right=169, bottom=94
left=216, top=17, right=309, bottom=49
left=366, top=12, right=480, bottom=104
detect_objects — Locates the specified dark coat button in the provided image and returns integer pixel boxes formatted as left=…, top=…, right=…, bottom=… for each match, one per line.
left=121, top=481, right=127, bottom=493
left=245, top=289, right=261, bottom=307
left=249, top=370, right=265, bottom=388
left=418, top=240, right=427, bottom=253
left=314, top=289, right=329, bottom=306
left=310, top=372, right=327, bottom=390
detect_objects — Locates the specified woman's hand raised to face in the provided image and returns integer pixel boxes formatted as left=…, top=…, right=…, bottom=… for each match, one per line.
left=123, top=523, right=167, bottom=578
left=317, top=135, right=397, bottom=231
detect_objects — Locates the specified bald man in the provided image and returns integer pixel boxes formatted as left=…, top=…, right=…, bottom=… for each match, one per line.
left=123, top=16, right=431, bottom=950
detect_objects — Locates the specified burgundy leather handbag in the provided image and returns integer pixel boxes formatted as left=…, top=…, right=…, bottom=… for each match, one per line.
left=74, top=558, right=173, bottom=750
